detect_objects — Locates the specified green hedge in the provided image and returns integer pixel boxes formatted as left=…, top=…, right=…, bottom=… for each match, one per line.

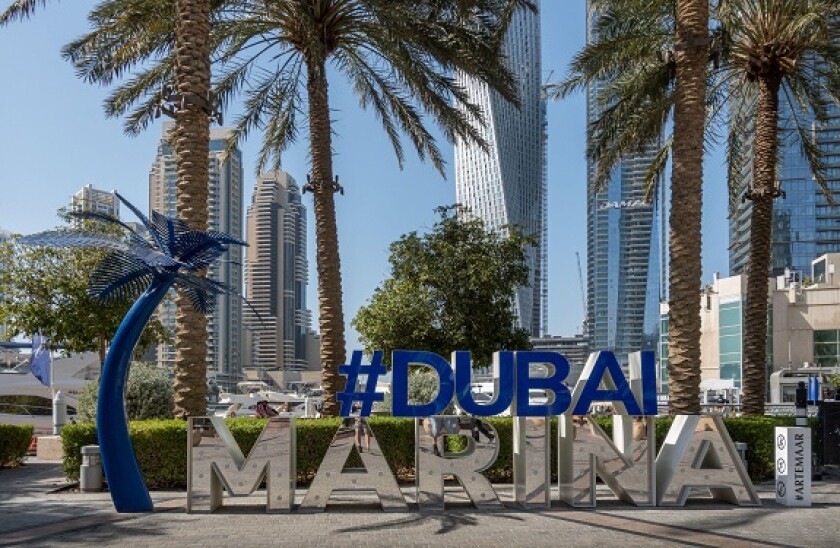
left=0, top=424, right=34, bottom=468
left=61, top=415, right=813, bottom=488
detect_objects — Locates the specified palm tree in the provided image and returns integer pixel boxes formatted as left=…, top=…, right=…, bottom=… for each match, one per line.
left=556, top=0, right=840, bottom=416
left=554, top=0, right=708, bottom=414
left=170, top=0, right=213, bottom=418
left=21, top=195, right=245, bottom=512
left=717, top=0, right=840, bottom=414
left=61, top=0, right=530, bottom=416
left=1, top=0, right=218, bottom=418
left=667, top=0, right=708, bottom=416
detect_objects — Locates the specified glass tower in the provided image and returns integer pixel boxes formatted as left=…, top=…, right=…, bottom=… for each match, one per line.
left=454, top=0, right=545, bottom=336
left=149, top=123, right=244, bottom=389
left=586, top=3, right=665, bottom=363
left=730, top=94, right=840, bottom=277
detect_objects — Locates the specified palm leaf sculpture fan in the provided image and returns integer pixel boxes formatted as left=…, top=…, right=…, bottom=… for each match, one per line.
left=20, top=193, right=246, bottom=512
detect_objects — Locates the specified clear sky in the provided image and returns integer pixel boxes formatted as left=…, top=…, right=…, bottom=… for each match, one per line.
left=0, top=1, right=732, bottom=351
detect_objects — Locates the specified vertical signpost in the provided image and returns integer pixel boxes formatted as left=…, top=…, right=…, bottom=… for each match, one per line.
left=775, top=426, right=811, bottom=507
left=776, top=382, right=811, bottom=507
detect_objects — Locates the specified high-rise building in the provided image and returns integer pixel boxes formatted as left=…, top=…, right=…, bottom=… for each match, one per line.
left=585, top=2, right=666, bottom=363
left=244, top=171, right=316, bottom=371
left=659, top=254, right=840, bottom=396
left=454, top=0, right=545, bottom=337
left=730, top=100, right=840, bottom=277
left=529, top=334, right=590, bottom=384
left=70, top=184, right=119, bottom=221
left=149, top=123, right=244, bottom=389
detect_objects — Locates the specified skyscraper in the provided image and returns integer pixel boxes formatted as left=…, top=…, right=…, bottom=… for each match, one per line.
left=585, top=3, right=666, bottom=362
left=729, top=100, right=840, bottom=277
left=244, top=171, right=315, bottom=371
left=454, top=0, right=545, bottom=337
left=70, top=184, right=119, bottom=221
left=149, top=123, right=244, bottom=389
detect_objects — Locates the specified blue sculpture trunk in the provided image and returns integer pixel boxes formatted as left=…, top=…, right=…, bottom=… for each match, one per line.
left=97, top=275, right=173, bottom=513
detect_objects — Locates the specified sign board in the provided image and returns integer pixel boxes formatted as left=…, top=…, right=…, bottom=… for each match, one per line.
left=775, top=426, right=811, bottom=507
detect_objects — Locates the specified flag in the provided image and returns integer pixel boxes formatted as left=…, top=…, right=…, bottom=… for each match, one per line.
left=30, top=334, right=50, bottom=387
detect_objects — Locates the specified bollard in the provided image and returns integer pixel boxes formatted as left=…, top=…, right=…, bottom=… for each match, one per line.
left=53, top=390, right=68, bottom=436
left=80, top=445, right=103, bottom=492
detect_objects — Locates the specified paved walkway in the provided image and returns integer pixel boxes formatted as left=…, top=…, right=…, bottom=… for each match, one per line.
left=2, top=460, right=839, bottom=547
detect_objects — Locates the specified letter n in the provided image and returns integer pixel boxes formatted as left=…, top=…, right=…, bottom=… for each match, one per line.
left=558, top=415, right=655, bottom=507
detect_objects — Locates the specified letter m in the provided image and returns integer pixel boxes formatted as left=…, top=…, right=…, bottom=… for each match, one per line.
left=187, top=417, right=296, bottom=513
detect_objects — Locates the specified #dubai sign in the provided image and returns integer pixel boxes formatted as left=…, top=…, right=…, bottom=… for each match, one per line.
left=186, top=349, right=760, bottom=513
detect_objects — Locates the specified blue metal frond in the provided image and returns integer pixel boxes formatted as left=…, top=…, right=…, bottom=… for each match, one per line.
left=89, top=252, right=156, bottom=303
left=173, top=230, right=227, bottom=270
left=150, top=210, right=191, bottom=257
left=67, top=211, right=148, bottom=248
left=18, top=230, right=129, bottom=253
left=173, top=273, right=222, bottom=314
left=114, top=191, right=168, bottom=255
left=206, top=230, right=247, bottom=247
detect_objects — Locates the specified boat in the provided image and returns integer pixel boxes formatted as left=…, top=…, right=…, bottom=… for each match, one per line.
left=214, top=381, right=321, bottom=418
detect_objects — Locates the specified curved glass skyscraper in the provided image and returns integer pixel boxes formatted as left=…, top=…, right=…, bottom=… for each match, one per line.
left=454, top=1, right=545, bottom=337
left=585, top=2, right=666, bottom=363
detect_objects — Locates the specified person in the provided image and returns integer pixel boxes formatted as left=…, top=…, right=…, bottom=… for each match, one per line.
left=350, top=403, right=370, bottom=453
left=225, top=403, right=242, bottom=418
left=255, top=400, right=278, bottom=418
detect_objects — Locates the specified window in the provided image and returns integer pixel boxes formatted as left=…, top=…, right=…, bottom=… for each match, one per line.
left=814, top=330, right=840, bottom=367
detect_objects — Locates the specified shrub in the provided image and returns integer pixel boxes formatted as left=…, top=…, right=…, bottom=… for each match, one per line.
left=0, top=424, right=34, bottom=468
left=76, top=362, right=174, bottom=422
left=60, top=415, right=811, bottom=488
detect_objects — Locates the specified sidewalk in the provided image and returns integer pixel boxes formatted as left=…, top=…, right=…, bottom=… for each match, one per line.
left=2, top=459, right=839, bottom=547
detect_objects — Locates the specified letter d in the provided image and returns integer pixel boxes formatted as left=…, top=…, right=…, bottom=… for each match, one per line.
left=391, top=351, right=454, bottom=417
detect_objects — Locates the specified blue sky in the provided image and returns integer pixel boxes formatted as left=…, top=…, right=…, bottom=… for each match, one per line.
left=0, top=1, right=732, bottom=350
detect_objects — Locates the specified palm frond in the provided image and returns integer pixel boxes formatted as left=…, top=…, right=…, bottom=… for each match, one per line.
left=0, top=0, right=51, bottom=26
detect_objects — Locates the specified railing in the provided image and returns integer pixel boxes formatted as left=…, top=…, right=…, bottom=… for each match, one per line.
left=656, top=402, right=821, bottom=417
left=0, top=402, right=52, bottom=416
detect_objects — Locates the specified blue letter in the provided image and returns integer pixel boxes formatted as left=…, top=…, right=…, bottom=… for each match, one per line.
left=640, top=350, right=658, bottom=415
left=454, top=351, right=514, bottom=416
left=573, top=351, right=642, bottom=415
left=391, top=351, right=454, bottom=417
left=515, top=351, right=572, bottom=417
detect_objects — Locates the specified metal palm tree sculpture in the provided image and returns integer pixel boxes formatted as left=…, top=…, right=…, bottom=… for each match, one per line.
left=21, top=192, right=246, bottom=512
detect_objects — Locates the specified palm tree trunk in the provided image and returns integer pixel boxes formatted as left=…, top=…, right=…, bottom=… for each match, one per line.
left=306, top=56, right=347, bottom=417
left=667, top=0, right=708, bottom=415
left=172, top=0, right=211, bottom=418
left=742, top=75, right=781, bottom=416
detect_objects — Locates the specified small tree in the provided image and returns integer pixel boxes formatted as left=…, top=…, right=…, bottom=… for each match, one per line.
left=0, top=227, right=167, bottom=364
left=353, top=205, right=532, bottom=368
left=77, top=362, right=174, bottom=422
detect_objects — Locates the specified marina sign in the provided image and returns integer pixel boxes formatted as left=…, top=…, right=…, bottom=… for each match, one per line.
left=186, top=350, right=759, bottom=513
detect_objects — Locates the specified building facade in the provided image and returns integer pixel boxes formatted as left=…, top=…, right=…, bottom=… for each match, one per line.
left=244, top=171, right=317, bottom=372
left=70, top=184, right=119, bottom=221
left=529, top=334, right=591, bottom=384
left=149, top=123, right=244, bottom=389
left=586, top=2, right=665, bottom=363
left=730, top=89, right=840, bottom=277
left=659, top=254, right=840, bottom=394
left=454, top=0, right=545, bottom=337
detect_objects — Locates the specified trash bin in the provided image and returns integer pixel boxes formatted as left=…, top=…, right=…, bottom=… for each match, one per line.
left=734, top=442, right=748, bottom=469
left=80, top=445, right=102, bottom=492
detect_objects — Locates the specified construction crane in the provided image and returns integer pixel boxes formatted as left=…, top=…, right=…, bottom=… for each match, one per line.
left=575, top=252, right=587, bottom=336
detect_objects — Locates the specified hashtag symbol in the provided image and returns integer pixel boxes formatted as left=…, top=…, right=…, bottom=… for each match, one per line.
left=338, top=350, right=386, bottom=417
